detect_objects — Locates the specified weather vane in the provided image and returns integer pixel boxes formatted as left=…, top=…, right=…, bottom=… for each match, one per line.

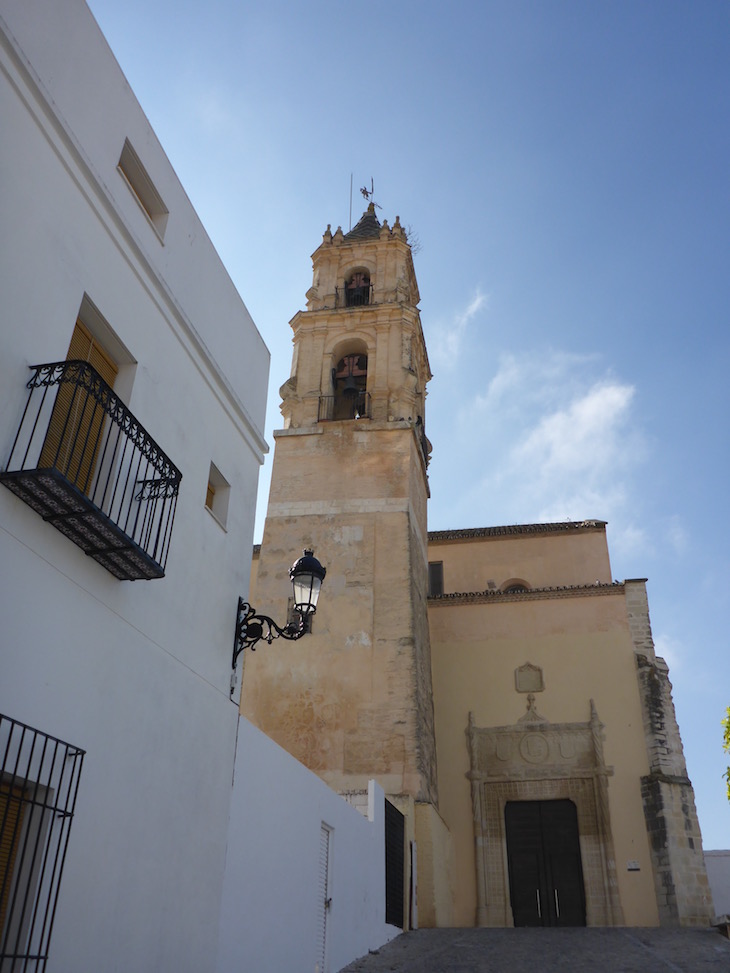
left=360, top=178, right=382, bottom=210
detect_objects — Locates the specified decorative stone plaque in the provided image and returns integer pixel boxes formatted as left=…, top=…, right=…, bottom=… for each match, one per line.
left=515, top=662, right=544, bottom=693
left=518, top=731, right=550, bottom=764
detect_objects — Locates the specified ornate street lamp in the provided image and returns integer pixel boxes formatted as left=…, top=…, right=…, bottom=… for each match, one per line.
left=232, top=549, right=326, bottom=670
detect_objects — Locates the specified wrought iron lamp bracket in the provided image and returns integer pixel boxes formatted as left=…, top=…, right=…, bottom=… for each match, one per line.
left=232, top=597, right=305, bottom=669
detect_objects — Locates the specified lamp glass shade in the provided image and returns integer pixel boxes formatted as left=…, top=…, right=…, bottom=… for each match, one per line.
left=292, top=574, right=322, bottom=615
left=289, top=549, right=326, bottom=615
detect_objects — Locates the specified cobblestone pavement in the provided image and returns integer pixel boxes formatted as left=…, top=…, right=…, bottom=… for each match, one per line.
left=340, top=927, right=730, bottom=972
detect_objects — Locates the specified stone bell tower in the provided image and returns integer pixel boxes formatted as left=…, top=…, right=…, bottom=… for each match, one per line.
left=242, top=204, right=437, bottom=805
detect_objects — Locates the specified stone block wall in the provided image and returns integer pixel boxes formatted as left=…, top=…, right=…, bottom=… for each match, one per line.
left=630, top=579, right=713, bottom=926
left=641, top=773, right=713, bottom=925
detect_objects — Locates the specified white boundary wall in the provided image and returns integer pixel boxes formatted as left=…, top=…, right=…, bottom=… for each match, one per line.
left=706, top=851, right=730, bottom=916
left=217, top=717, right=400, bottom=973
left=0, top=2, right=264, bottom=970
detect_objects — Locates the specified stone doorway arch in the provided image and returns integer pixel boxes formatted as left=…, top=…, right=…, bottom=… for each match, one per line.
left=467, top=701, right=624, bottom=927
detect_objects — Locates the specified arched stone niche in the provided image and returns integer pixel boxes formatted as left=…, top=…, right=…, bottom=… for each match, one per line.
left=466, top=701, right=624, bottom=928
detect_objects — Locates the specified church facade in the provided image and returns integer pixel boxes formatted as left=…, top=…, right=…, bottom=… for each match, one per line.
left=242, top=205, right=713, bottom=931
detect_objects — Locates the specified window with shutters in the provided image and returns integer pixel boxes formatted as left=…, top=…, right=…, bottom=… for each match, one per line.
left=205, top=462, right=230, bottom=528
left=0, top=304, right=182, bottom=579
left=0, top=714, right=85, bottom=967
left=39, top=319, right=119, bottom=495
left=0, top=782, right=25, bottom=939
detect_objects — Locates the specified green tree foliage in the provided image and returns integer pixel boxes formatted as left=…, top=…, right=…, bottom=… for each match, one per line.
left=723, top=707, right=730, bottom=801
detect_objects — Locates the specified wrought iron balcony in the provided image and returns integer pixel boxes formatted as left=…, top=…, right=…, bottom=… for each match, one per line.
left=318, top=392, right=372, bottom=421
left=0, top=360, right=182, bottom=580
left=334, top=283, right=374, bottom=308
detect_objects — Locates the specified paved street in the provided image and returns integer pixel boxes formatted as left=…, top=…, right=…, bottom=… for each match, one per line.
left=340, top=927, right=730, bottom=972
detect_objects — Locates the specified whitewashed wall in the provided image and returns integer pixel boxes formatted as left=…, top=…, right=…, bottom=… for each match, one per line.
left=0, top=2, right=268, bottom=970
left=706, top=851, right=730, bottom=916
left=217, top=718, right=400, bottom=973
left=0, top=0, right=270, bottom=693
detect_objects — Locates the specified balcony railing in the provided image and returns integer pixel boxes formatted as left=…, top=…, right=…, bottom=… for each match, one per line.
left=318, top=392, right=372, bottom=422
left=0, top=360, right=182, bottom=581
left=334, top=284, right=374, bottom=308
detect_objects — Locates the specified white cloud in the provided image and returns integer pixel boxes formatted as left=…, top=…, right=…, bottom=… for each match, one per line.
left=495, top=370, right=641, bottom=525
left=611, top=523, right=652, bottom=561
left=512, top=381, right=635, bottom=479
left=441, top=350, right=646, bottom=533
left=430, top=290, right=488, bottom=369
left=475, top=350, right=599, bottom=416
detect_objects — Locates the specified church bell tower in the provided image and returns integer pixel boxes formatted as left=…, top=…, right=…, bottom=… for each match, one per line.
left=242, top=204, right=437, bottom=805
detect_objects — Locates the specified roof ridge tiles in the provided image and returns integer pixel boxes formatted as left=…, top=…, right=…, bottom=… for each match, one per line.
left=427, top=520, right=607, bottom=541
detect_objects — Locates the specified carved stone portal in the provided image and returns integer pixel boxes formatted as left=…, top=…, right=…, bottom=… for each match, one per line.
left=467, top=701, right=624, bottom=927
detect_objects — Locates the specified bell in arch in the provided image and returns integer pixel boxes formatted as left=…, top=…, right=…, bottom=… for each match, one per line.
left=342, top=375, right=360, bottom=397
left=332, top=353, right=368, bottom=420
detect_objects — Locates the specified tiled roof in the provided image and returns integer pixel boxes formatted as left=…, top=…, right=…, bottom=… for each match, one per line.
left=428, top=581, right=624, bottom=605
left=343, top=204, right=381, bottom=242
left=427, top=521, right=606, bottom=542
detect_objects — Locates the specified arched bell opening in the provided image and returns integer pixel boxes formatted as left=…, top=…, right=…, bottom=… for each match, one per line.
left=344, top=269, right=371, bottom=307
left=332, top=353, right=369, bottom=420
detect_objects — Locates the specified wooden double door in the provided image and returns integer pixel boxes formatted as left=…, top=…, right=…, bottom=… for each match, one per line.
left=505, top=799, right=586, bottom=927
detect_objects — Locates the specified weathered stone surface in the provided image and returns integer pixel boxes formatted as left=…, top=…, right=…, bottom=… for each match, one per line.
left=242, top=208, right=438, bottom=805
left=636, top=639, right=714, bottom=926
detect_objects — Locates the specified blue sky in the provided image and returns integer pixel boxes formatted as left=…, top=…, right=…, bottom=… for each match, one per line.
left=87, top=0, right=729, bottom=849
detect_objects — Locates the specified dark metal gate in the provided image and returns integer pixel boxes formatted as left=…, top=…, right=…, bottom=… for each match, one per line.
left=384, top=799, right=405, bottom=928
left=1, top=714, right=85, bottom=971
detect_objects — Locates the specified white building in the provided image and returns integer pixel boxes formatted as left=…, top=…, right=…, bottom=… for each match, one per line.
left=0, top=2, right=396, bottom=971
left=706, top=851, right=730, bottom=918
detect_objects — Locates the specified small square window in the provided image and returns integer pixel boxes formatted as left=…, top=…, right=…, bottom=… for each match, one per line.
left=205, top=462, right=230, bottom=528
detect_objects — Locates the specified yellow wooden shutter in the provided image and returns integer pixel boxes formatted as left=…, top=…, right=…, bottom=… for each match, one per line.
left=39, top=320, right=118, bottom=493
left=0, top=783, right=26, bottom=936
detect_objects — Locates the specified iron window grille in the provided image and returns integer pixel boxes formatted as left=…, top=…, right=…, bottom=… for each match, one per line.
left=0, top=360, right=182, bottom=580
left=1, top=714, right=85, bottom=971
